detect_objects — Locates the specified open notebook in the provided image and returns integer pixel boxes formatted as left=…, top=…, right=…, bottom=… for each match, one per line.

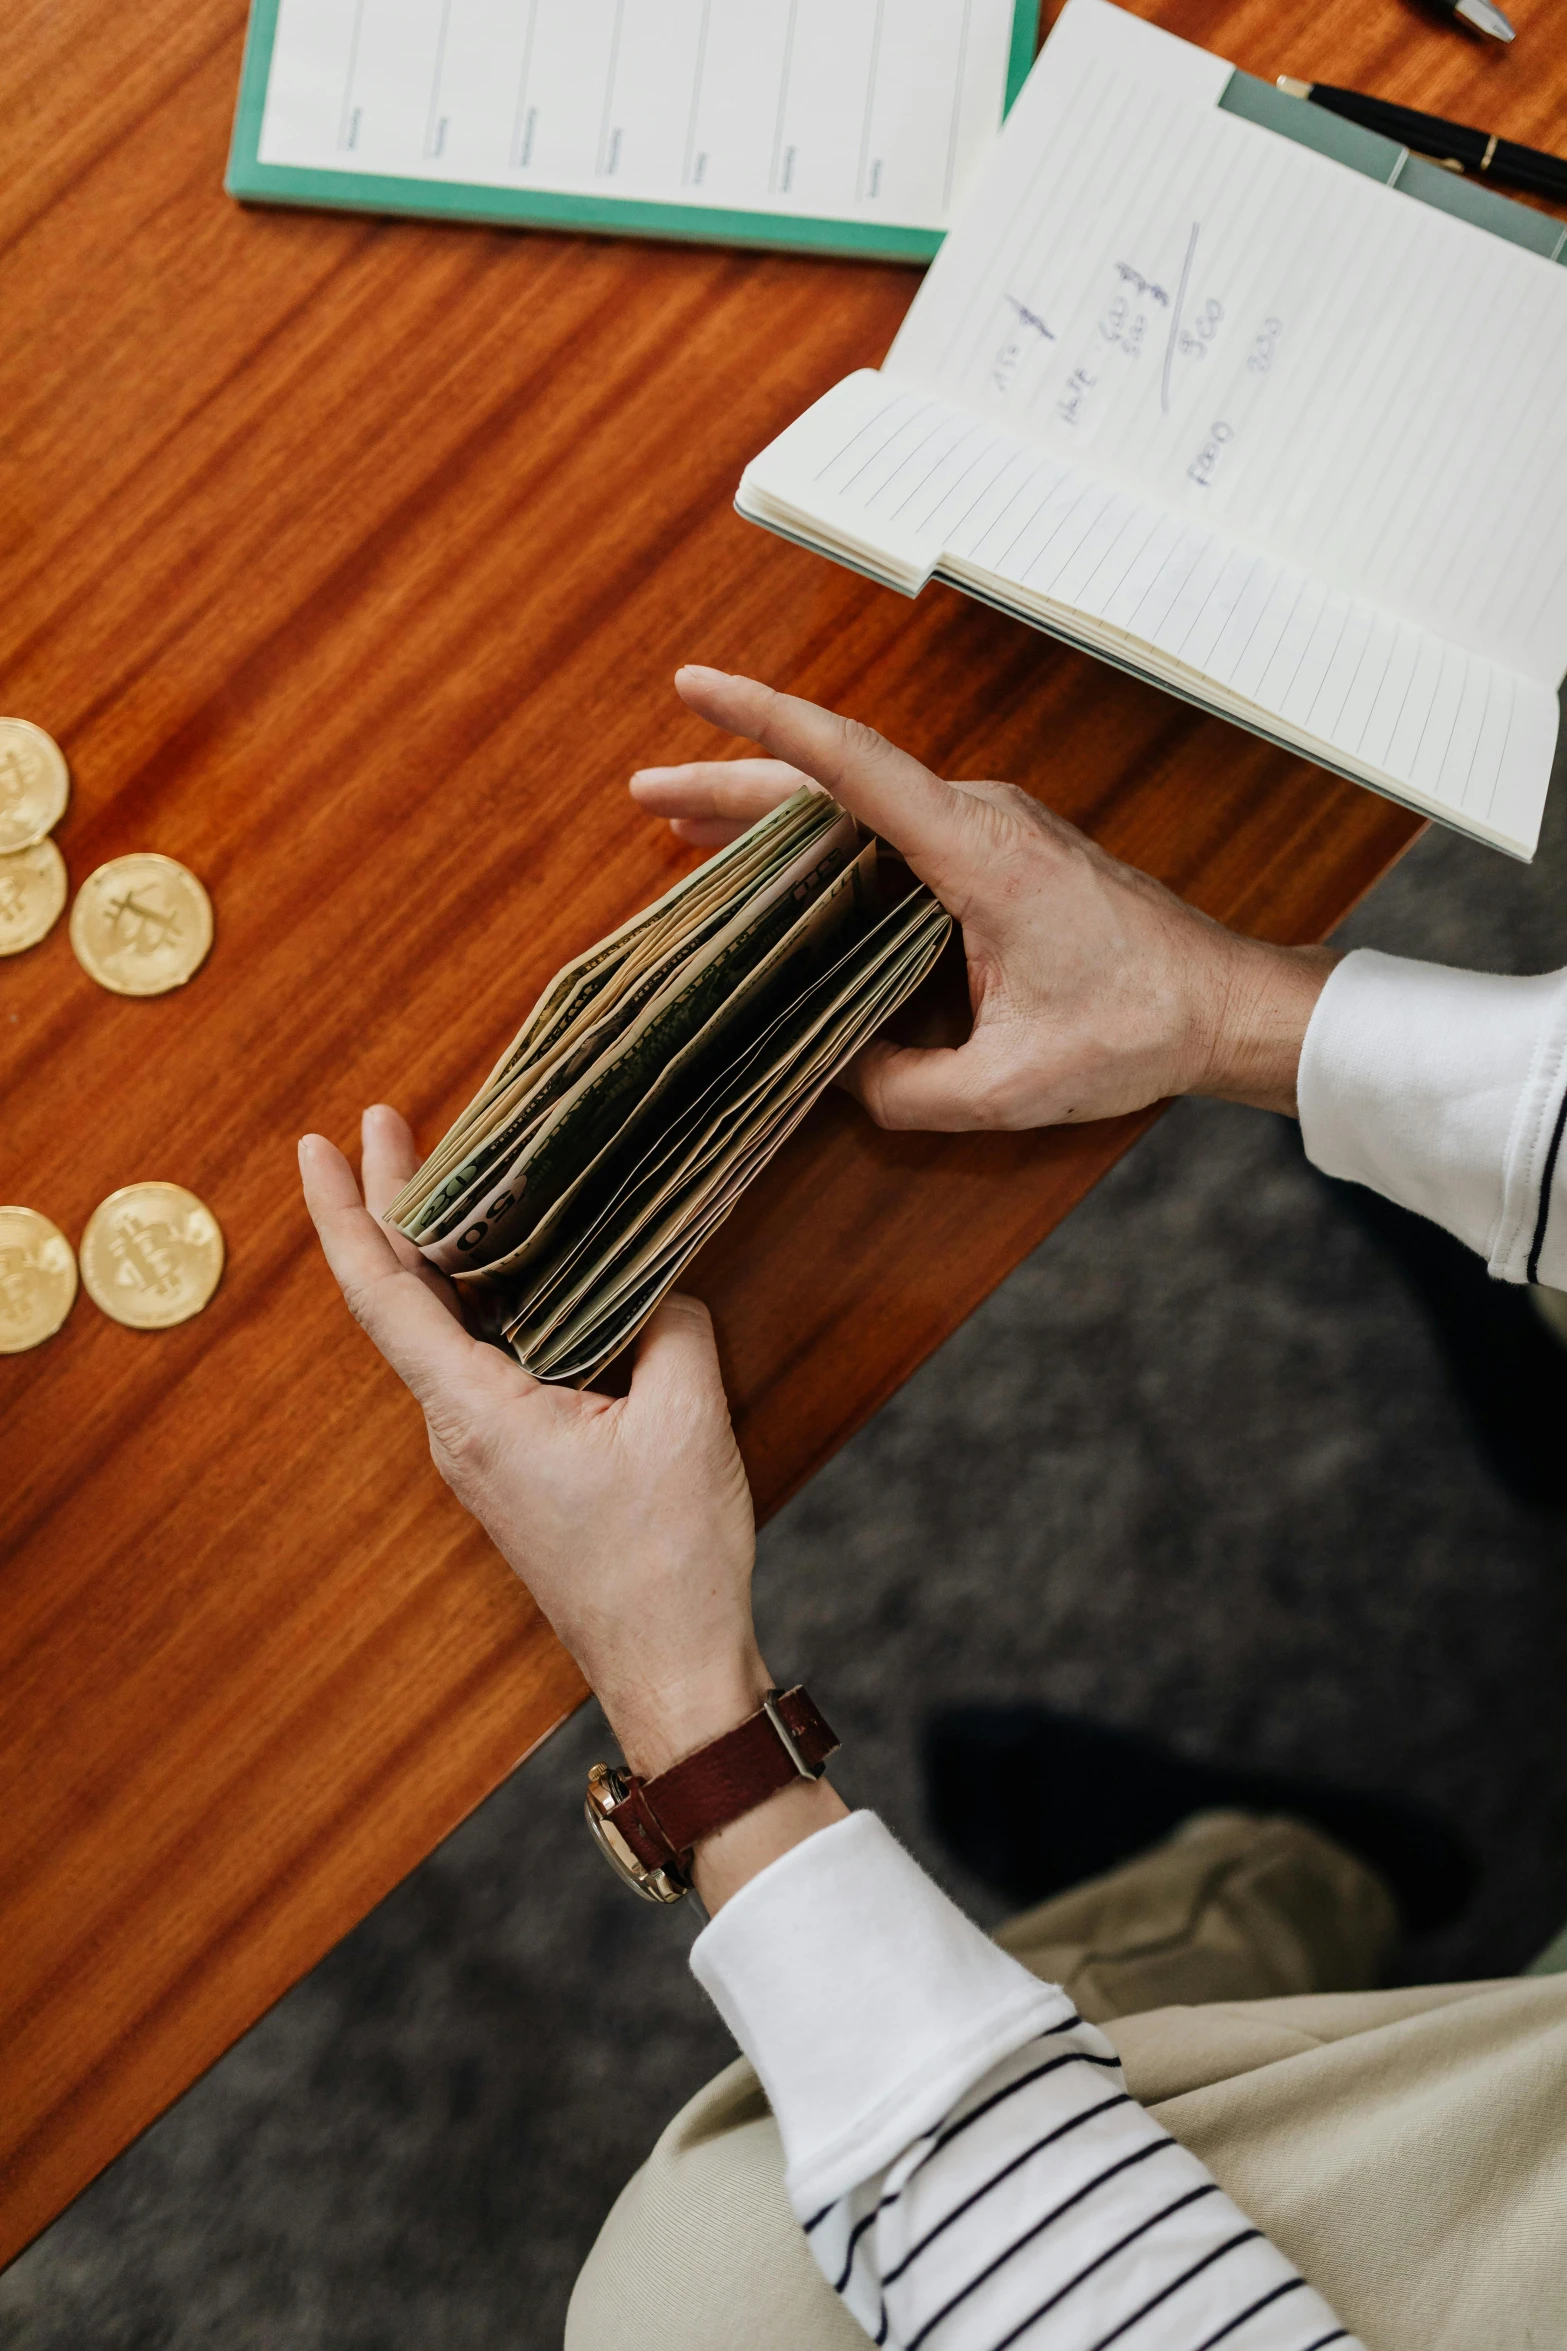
left=739, top=0, right=1567, bottom=857
left=228, top=0, right=1036, bottom=262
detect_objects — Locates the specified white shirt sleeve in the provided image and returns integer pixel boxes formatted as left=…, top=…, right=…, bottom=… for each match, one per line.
left=692, top=1813, right=1357, bottom=2351
left=1296, top=949, right=1567, bottom=1288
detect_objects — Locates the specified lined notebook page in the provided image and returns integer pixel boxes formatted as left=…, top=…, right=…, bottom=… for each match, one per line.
left=256, top=0, right=1019, bottom=232
left=886, top=0, right=1567, bottom=685
left=745, top=371, right=1558, bottom=852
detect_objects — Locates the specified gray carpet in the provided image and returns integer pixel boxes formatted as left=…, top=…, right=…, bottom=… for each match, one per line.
left=5, top=778, right=1567, bottom=2350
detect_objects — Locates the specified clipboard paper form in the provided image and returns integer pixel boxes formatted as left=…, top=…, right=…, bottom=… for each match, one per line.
left=228, top=0, right=1039, bottom=263
left=738, top=0, right=1567, bottom=857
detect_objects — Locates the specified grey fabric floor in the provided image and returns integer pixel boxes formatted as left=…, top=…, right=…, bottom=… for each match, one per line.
left=5, top=778, right=1567, bottom=2350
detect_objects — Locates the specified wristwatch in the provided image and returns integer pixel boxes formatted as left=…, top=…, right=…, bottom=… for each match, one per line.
left=584, top=1685, right=839, bottom=1903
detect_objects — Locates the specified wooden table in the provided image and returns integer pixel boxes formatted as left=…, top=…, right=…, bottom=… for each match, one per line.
left=3, top=0, right=1559, bottom=2273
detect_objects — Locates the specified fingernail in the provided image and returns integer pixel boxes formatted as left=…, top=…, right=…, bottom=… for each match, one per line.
left=676, top=663, right=729, bottom=685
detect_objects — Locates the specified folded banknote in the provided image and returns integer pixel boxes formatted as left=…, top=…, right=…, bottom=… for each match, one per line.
left=388, top=788, right=952, bottom=1382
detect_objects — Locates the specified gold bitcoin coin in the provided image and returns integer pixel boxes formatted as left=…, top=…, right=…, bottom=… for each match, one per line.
left=0, top=718, right=69, bottom=855
left=0, top=1206, right=78, bottom=1353
left=79, top=1182, right=224, bottom=1331
left=69, top=853, right=213, bottom=996
left=0, top=837, right=68, bottom=955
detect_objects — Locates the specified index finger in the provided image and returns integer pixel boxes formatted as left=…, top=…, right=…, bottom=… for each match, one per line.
left=299, top=1133, right=494, bottom=1402
left=673, top=667, right=976, bottom=891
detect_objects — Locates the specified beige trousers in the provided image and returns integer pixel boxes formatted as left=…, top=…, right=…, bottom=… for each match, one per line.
left=566, top=1812, right=1567, bottom=2351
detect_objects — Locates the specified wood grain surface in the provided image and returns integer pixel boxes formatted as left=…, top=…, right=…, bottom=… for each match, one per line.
left=3, top=0, right=1561, bottom=2270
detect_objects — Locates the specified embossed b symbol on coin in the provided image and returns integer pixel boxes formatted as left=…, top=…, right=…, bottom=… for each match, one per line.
left=70, top=854, right=213, bottom=997
left=79, top=1185, right=224, bottom=1331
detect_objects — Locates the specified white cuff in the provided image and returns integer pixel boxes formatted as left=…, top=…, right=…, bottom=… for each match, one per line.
left=1298, top=949, right=1567, bottom=1286
left=690, top=1812, right=1069, bottom=2212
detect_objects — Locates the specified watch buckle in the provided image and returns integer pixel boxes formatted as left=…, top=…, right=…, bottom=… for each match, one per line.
left=763, top=1688, right=827, bottom=1779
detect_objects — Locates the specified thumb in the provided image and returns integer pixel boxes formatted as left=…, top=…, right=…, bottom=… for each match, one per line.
left=624, top=1291, right=731, bottom=1419
left=841, top=1034, right=1033, bottom=1133
left=674, top=667, right=983, bottom=906
left=839, top=1037, right=1001, bottom=1132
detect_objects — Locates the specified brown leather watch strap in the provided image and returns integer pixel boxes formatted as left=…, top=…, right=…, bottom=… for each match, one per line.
left=607, top=1687, right=838, bottom=1883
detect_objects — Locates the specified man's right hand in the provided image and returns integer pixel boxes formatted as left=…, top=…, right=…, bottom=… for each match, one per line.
left=631, top=668, right=1337, bottom=1130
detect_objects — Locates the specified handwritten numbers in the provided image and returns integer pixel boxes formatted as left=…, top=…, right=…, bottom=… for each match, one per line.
left=1187, top=419, right=1234, bottom=488
left=1247, top=316, right=1283, bottom=375
left=1098, top=293, right=1146, bottom=358
left=1096, top=260, right=1167, bottom=366
left=1177, top=297, right=1224, bottom=363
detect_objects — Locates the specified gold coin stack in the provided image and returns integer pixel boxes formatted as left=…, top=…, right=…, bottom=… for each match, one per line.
left=0, top=719, right=70, bottom=957
left=3, top=720, right=224, bottom=1350
left=0, top=714, right=215, bottom=993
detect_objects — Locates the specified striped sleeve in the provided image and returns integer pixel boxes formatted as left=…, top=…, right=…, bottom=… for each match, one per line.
left=1297, top=949, right=1567, bottom=1288
left=691, top=1813, right=1358, bottom=2351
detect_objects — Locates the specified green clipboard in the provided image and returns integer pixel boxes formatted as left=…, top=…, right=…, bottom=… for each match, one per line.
left=226, top=0, right=1041, bottom=263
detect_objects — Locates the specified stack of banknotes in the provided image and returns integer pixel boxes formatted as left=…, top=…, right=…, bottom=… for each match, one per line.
left=389, top=788, right=951, bottom=1383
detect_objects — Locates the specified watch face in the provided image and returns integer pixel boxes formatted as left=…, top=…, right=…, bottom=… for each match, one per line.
left=584, top=1767, right=687, bottom=1904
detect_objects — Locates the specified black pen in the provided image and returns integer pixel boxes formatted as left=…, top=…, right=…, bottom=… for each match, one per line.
left=1276, top=78, right=1567, bottom=202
